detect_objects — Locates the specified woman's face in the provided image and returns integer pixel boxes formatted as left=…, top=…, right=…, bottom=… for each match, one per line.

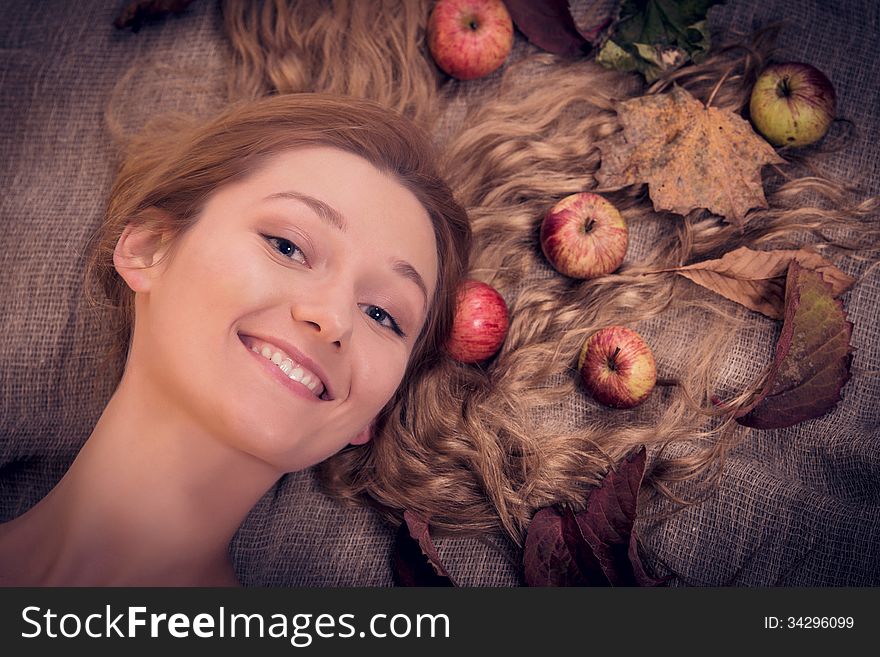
left=127, top=146, right=439, bottom=472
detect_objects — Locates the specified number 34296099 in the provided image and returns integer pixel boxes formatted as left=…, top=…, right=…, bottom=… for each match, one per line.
left=764, top=617, right=854, bottom=629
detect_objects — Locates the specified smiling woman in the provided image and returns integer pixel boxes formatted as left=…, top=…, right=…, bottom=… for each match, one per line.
left=0, top=94, right=470, bottom=586
left=3, top=0, right=878, bottom=589
left=119, top=145, right=441, bottom=473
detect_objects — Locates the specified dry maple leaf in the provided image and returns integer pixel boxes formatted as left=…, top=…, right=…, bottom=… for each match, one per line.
left=652, top=246, right=855, bottom=319
left=596, top=85, right=784, bottom=227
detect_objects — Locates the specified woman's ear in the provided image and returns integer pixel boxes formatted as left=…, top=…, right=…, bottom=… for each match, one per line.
left=350, top=422, right=374, bottom=446
left=113, top=222, right=172, bottom=293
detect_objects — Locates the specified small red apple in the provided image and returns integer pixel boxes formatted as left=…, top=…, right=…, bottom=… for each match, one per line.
left=427, top=0, right=514, bottom=81
left=749, top=62, right=836, bottom=147
left=540, top=192, right=628, bottom=280
left=446, top=279, right=509, bottom=363
left=578, top=326, right=656, bottom=409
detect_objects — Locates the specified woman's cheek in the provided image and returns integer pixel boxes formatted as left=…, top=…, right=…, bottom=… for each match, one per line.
left=373, top=354, right=409, bottom=410
left=210, top=245, right=276, bottom=307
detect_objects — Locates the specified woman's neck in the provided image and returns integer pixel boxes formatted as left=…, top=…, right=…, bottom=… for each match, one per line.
left=0, top=368, right=282, bottom=586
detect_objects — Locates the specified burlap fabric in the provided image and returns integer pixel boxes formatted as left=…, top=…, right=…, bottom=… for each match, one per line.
left=1, top=0, right=877, bottom=586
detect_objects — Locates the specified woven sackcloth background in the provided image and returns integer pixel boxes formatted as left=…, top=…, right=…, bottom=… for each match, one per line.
left=0, top=0, right=877, bottom=586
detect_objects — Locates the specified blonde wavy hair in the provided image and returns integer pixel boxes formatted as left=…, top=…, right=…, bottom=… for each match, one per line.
left=221, top=0, right=442, bottom=129
left=102, top=2, right=880, bottom=548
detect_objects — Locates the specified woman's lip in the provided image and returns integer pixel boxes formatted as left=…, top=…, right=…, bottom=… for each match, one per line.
left=237, top=332, right=335, bottom=400
left=240, top=335, right=328, bottom=403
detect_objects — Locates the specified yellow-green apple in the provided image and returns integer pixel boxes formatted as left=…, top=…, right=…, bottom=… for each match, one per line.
left=578, top=326, right=656, bottom=409
left=446, top=279, right=509, bottom=363
left=749, top=62, right=836, bottom=147
left=427, top=0, right=514, bottom=81
left=540, top=192, right=628, bottom=279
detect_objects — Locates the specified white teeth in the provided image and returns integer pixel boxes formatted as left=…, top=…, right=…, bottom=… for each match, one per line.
left=248, top=337, right=325, bottom=398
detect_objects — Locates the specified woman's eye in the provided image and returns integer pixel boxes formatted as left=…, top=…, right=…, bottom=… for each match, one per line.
left=360, top=304, right=406, bottom=338
left=265, top=235, right=307, bottom=265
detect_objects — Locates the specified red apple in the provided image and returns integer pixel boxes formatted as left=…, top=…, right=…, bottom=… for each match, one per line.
left=540, top=192, right=628, bottom=279
left=446, top=279, right=509, bottom=363
left=749, top=62, right=836, bottom=147
left=578, top=326, right=656, bottom=409
left=427, top=0, right=514, bottom=81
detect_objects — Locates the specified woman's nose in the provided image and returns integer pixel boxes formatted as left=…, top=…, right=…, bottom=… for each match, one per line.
left=289, top=282, right=353, bottom=347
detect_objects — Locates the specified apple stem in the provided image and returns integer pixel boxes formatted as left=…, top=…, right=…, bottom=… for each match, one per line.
left=777, top=77, right=791, bottom=98
left=468, top=19, right=478, bottom=30
left=608, top=346, right=621, bottom=372
left=584, top=219, right=595, bottom=234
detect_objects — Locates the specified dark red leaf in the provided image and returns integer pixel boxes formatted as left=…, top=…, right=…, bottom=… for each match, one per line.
left=523, top=447, right=667, bottom=586
left=628, top=535, right=665, bottom=587
left=735, top=261, right=855, bottom=429
left=114, top=0, right=197, bottom=31
left=561, top=506, right=609, bottom=585
left=392, top=510, right=455, bottom=587
left=503, top=0, right=592, bottom=57
left=523, top=506, right=587, bottom=585
left=574, top=447, right=664, bottom=586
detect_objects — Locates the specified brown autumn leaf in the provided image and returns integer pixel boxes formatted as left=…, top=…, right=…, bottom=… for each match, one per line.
left=732, top=261, right=854, bottom=429
left=653, top=246, right=855, bottom=319
left=596, top=85, right=785, bottom=227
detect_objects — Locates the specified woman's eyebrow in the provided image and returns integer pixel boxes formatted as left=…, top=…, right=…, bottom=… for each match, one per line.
left=262, top=190, right=348, bottom=233
left=391, top=259, right=428, bottom=313
left=262, top=190, right=429, bottom=312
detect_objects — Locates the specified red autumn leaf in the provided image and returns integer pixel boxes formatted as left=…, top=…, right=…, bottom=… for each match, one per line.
left=523, top=506, right=588, bottom=586
left=734, top=261, right=854, bottom=429
left=392, top=510, right=456, bottom=586
left=560, top=505, right=610, bottom=584
left=523, top=447, right=666, bottom=586
left=114, top=0, right=197, bottom=31
left=572, top=446, right=665, bottom=586
left=503, top=0, right=592, bottom=57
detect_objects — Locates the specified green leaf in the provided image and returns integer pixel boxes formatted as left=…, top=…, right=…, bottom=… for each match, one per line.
left=686, top=19, right=712, bottom=63
left=597, top=38, right=640, bottom=73
left=598, top=0, right=724, bottom=81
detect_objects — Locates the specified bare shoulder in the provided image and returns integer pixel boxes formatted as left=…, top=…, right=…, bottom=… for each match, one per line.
left=0, top=519, right=32, bottom=585
left=198, top=559, right=241, bottom=588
